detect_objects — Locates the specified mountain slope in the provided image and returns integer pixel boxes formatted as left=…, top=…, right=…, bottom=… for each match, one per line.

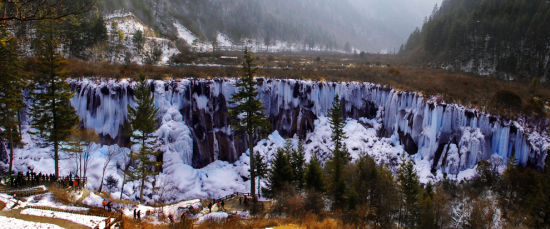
left=98, top=0, right=431, bottom=52
left=401, top=0, right=550, bottom=80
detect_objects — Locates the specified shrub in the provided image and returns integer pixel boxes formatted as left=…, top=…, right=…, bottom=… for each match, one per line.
left=105, top=175, right=119, bottom=193
left=489, top=90, right=522, bottom=116
left=388, top=67, right=401, bottom=75
left=50, top=186, right=72, bottom=205
left=523, top=97, right=546, bottom=117
left=304, top=190, right=325, bottom=215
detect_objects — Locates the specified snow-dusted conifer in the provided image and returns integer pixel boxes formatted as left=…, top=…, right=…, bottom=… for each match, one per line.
left=125, top=74, right=161, bottom=203
left=31, top=19, right=79, bottom=177
left=0, top=29, right=25, bottom=174
left=326, top=94, right=350, bottom=210
left=229, top=47, right=270, bottom=197
left=290, top=141, right=306, bottom=190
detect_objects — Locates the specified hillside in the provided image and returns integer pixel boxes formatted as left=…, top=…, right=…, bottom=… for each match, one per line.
left=98, top=0, right=434, bottom=53
left=400, top=0, right=550, bottom=81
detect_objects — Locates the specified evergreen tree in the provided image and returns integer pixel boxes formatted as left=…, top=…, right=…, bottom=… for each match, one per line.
left=125, top=74, right=162, bottom=203
left=229, top=47, right=270, bottom=197
left=397, top=155, right=421, bottom=228
left=418, top=183, right=436, bottom=229
left=347, top=154, right=399, bottom=227
left=290, top=140, right=306, bottom=190
left=305, top=153, right=325, bottom=193
left=328, top=95, right=348, bottom=159
left=254, top=152, right=268, bottom=197
left=266, top=145, right=293, bottom=198
left=132, top=30, right=145, bottom=54
left=61, top=12, right=107, bottom=59
left=0, top=29, right=25, bottom=174
left=326, top=94, right=350, bottom=210
left=31, top=19, right=79, bottom=177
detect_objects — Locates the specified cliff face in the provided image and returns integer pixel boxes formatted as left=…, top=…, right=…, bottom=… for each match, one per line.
left=69, top=78, right=549, bottom=174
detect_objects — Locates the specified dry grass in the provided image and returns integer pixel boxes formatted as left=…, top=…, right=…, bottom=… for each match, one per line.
left=0, top=200, right=6, bottom=210
left=120, top=216, right=171, bottom=229
left=23, top=55, right=550, bottom=119
left=193, top=214, right=353, bottom=229
left=48, top=185, right=73, bottom=205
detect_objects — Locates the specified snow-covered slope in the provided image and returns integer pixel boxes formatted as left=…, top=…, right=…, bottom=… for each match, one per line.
left=101, top=10, right=179, bottom=65
left=172, top=21, right=345, bottom=53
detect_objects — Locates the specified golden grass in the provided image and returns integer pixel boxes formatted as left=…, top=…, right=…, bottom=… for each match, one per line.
left=193, top=214, right=353, bottom=229
left=48, top=185, right=73, bottom=205
left=118, top=215, right=177, bottom=229
left=56, top=57, right=550, bottom=118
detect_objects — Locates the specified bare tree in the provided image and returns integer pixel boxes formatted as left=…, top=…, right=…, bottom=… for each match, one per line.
left=0, top=0, right=95, bottom=24
left=62, top=128, right=98, bottom=178
left=98, top=145, right=123, bottom=192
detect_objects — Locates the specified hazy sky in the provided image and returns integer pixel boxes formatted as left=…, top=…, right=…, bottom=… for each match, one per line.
left=350, top=0, right=443, bottom=43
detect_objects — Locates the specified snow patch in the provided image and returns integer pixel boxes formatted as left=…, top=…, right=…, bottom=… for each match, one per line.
left=0, top=215, right=64, bottom=229
left=20, top=208, right=107, bottom=229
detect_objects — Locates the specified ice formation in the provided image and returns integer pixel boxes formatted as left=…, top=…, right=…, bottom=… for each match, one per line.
left=5, top=77, right=548, bottom=202
left=69, top=78, right=549, bottom=171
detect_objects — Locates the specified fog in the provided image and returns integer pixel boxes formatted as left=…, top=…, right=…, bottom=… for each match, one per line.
left=102, top=0, right=442, bottom=52
left=349, top=0, right=443, bottom=48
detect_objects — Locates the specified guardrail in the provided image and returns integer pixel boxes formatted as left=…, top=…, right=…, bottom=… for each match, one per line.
left=0, top=175, right=87, bottom=190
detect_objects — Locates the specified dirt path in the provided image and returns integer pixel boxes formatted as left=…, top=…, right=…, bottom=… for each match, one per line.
left=0, top=208, right=90, bottom=229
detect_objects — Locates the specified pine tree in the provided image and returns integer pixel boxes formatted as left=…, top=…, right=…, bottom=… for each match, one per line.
left=418, top=183, right=436, bottom=229
left=397, top=155, right=421, bottom=228
left=132, top=30, right=145, bottom=54
left=229, top=47, right=270, bottom=197
left=254, top=152, right=268, bottom=197
left=125, top=74, right=162, bottom=203
left=305, top=153, right=325, bottom=193
left=0, top=28, right=25, bottom=174
left=290, top=140, right=306, bottom=190
left=328, top=95, right=348, bottom=158
left=31, top=19, right=79, bottom=177
left=326, top=94, right=350, bottom=210
left=266, top=146, right=293, bottom=198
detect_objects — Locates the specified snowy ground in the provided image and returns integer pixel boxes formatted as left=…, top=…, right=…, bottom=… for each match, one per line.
left=24, top=193, right=88, bottom=212
left=119, top=199, right=201, bottom=219
left=196, top=212, right=229, bottom=224
left=0, top=215, right=63, bottom=229
left=20, top=208, right=107, bottom=229
left=0, top=187, right=88, bottom=212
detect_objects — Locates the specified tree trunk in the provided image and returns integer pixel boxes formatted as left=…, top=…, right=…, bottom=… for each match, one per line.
left=140, top=168, right=145, bottom=204
left=120, top=151, right=132, bottom=199
left=98, top=173, right=105, bottom=192
left=54, top=141, right=59, bottom=177
left=50, top=20, right=59, bottom=179
left=120, top=172, right=126, bottom=199
left=17, top=110, right=22, bottom=141
left=84, top=149, right=89, bottom=179
left=257, top=177, right=261, bottom=197
left=8, top=127, right=14, bottom=174
left=249, top=131, right=255, bottom=197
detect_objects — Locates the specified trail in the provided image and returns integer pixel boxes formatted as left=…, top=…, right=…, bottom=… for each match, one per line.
left=0, top=208, right=89, bottom=229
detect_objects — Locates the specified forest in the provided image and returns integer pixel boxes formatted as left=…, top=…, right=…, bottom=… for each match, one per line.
left=401, top=0, right=550, bottom=80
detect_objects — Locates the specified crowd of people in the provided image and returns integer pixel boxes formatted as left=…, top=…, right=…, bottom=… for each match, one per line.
left=207, top=200, right=225, bottom=213
left=2, top=170, right=86, bottom=189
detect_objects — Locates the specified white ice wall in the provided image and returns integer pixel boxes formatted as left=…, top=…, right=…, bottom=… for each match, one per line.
left=69, top=78, right=549, bottom=174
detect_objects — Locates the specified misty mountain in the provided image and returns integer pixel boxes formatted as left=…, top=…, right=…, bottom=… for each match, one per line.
left=99, top=0, right=438, bottom=52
